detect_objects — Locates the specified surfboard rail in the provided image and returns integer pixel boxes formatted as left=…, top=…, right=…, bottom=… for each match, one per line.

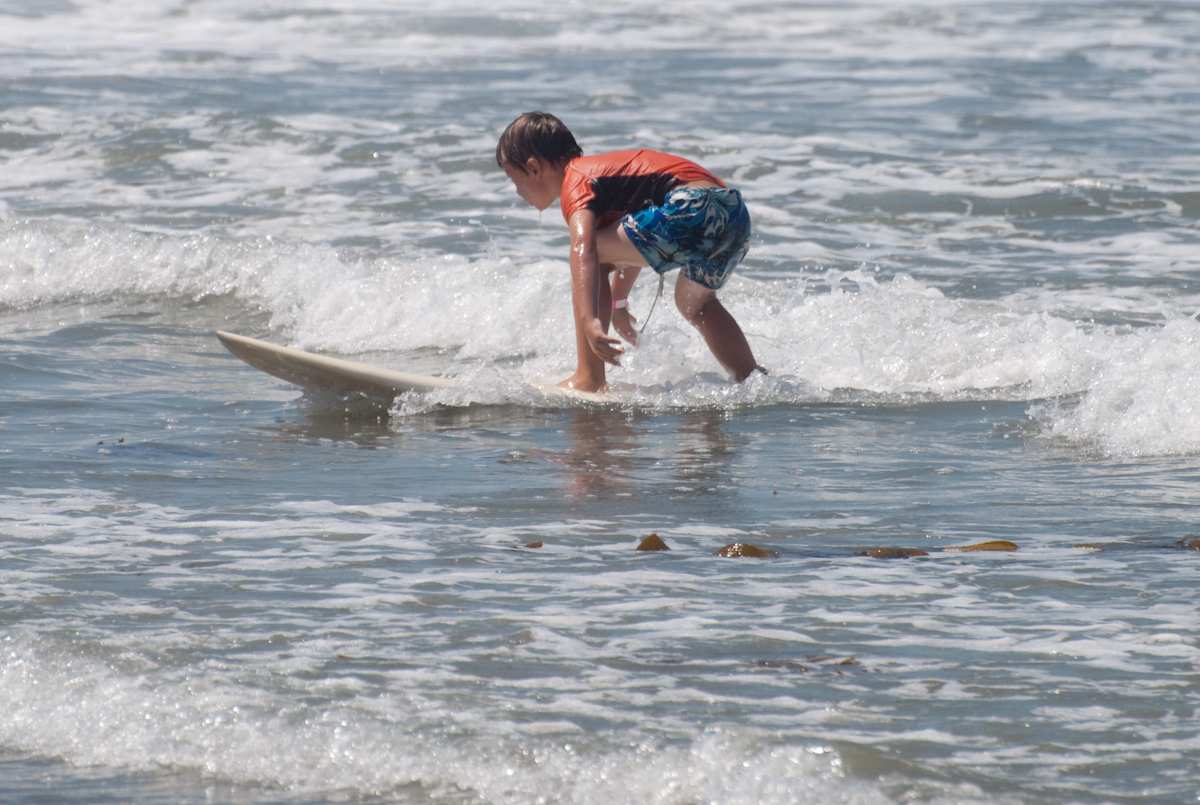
left=216, top=330, right=455, bottom=398
left=215, top=330, right=608, bottom=404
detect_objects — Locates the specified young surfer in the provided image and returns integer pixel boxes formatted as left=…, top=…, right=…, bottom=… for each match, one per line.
left=496, top=111, right=762, bottom=393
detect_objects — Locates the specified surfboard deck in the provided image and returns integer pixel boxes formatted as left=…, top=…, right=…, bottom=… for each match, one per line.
left=215, top=331, right=607, bottom=404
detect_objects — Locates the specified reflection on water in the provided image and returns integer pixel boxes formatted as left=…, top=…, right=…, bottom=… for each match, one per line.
left=285, top=398, right=747, bottom=505
left=545, top=408, right=738, bottom=502
left=673, top=409, right=736, bottom=499
left=553, top=409, right=638, bottom=499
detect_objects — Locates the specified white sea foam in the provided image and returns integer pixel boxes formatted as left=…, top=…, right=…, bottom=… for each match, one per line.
left=3, top=481, right=1200, bottom=802
left=4, top=219, right=1198, bottom=455
left=1031, top=318, right=1200, bottom=457
left=4, top=4, right=1200, bottom=802
left=0, top=632, right=896, bottom=804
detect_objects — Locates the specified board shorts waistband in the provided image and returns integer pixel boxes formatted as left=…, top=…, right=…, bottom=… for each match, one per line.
left=620, top=186, right=750, bottom=290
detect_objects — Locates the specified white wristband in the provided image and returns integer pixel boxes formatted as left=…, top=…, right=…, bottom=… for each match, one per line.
left=612, top=298, right=629, bottom=310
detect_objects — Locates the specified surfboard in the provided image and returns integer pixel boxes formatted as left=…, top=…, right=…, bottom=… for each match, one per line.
left=215, top=330, right=606, bottom=403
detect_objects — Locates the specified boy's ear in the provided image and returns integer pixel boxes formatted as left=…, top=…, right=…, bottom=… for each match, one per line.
left=524, top=156, right=541, bottom=176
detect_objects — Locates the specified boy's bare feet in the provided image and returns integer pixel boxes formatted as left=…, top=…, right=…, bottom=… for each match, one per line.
left=558, top=372, right=607, bottom=394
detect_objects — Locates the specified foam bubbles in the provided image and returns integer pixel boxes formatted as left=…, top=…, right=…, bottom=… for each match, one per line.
left=0, top=632, right=891, bottom=804
left=1032, top=317, right=1200, bottom=457
left=5, top=219, right=1199, bottom=454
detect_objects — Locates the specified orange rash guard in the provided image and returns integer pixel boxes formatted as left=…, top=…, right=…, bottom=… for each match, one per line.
left=559, top=149, right=724, bottom=228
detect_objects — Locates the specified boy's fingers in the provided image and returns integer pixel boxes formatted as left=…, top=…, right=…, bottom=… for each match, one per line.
left=591, top=335, right=623, bottom=363
left=615, top=311, right=639, bottom=345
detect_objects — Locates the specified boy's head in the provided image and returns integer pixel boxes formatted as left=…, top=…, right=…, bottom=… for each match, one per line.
left=497, top=112, right=582, bottom=210
left=496, top=112, right=582, bottom=173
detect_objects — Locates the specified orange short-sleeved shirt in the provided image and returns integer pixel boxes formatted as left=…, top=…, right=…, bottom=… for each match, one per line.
left=559, top=149, right=724, bottom=227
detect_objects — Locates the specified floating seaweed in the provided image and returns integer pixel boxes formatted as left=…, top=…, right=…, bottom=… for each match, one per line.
left=636, top=533, right=670, bottom=551
left=859, top=547, right=929, bottom=559
left=715, top=542, right=779, bottom=559
left=945, top=540, right=1018, bottom=552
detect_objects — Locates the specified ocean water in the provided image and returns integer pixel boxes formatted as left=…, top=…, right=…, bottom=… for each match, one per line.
left=2, top=1, right=1200, bottom=802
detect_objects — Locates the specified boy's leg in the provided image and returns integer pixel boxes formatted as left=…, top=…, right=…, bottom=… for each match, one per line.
left=594, top=222, right=648, bottom=267
left=594, top=223, right=648, bottom=343
left=674, top=275, right=758, bottom=382
left=598, top=217, right=760, bottom=381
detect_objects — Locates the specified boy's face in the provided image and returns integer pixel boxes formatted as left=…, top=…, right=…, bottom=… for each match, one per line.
left=502, top=157, right=558, bottom=211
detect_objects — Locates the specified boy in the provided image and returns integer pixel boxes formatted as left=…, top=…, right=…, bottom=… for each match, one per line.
left=496, top=111, right=761, bottom=393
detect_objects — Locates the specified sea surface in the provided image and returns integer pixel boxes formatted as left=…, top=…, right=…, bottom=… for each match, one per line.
left=2, top=1, right=1200, bottom=803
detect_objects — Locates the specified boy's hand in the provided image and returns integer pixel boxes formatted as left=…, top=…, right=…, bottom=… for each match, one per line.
left=584, top=318, right=624, bottom=365
left=612, top=308, right=639, bottom=345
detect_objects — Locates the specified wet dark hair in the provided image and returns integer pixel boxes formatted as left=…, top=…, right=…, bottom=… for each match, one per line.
left=496, top=111, right=582, bottom=173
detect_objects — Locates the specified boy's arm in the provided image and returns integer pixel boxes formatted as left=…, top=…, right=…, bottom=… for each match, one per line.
left=610, top=266, right=641, bottom=302
left=568, top=210, right=623, bottom=365
left=609, top=266, right=642, bottom=345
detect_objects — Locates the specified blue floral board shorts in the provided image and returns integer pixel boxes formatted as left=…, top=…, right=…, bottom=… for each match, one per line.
left=621, top=186, right=750, bottom=290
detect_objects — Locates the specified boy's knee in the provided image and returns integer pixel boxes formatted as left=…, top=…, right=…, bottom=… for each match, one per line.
left=675, top=282, right=714, bottom=322
left=676, top=295, right=712, bottom=327
left=674, top=294, right=694, bottom=320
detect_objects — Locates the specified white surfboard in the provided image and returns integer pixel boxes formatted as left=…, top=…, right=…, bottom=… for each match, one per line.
left=215, top=331, right=607, bottom=404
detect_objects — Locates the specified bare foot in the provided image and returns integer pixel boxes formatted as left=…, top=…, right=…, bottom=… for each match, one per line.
left=558, top=373, right=607, bottom=393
